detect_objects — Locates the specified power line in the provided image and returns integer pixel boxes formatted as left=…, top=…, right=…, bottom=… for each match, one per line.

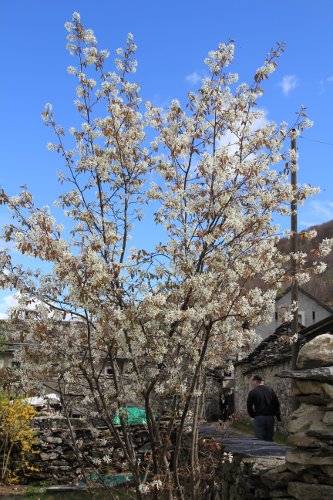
left=300, top=135, right=333, bottom=147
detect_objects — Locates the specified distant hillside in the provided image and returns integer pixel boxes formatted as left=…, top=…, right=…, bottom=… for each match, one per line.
left=278, top=219, right=333, bottom=309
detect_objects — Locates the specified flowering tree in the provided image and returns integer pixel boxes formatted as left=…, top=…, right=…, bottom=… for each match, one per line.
left=0, top=12, right=330, bottom=498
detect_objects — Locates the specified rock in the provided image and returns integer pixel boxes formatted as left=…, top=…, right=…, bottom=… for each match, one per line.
left=46, top=436, right=62, bottom=444
left=322, top=383, right=333, bottom=399
left=307, top=420, right=333, bottom=439
left=40, top=452, right=58, bottom=461
left=286, top=451, right=333, bottom=465
left=279, top=367, right=333, bottom=383
left=288, top=481, right=333, bottom=499
left=261, top=471, right=294, bottom=489
left=320, top=465, right=333, bottom=476
left=268, top=490, right=290, bottom=498
left=285, top=462, right=308, bottom=474
left=287, top=433, right=321, bottom=448
left=287, top=404, right=323, bottom=434
left=255, top=488, right=269, bottom=498
left=297, top=334, right=333, bottom=369
left=302, top=473, right=318, bottom=483
left=296, top=394, right=330, bottom=405
left=294, top=380, right=326, bottom=395
left=323, top=412, right=333, bottom=425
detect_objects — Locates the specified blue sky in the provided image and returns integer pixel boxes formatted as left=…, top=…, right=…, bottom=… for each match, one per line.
left=1, top=0, right=333, bottom=315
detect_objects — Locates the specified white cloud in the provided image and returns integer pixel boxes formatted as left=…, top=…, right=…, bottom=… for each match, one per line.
left=218, top=109, right=269, bottom=155
left=279, top=75, right=299, bottom=96
left=185, top=72, right=202, bottom=85
left=309, top=200, right=333, bottom=220
left=218, top=129, right=238, bottom=154
left=251, top=110, right=269, bottom=132
left=319, top=76, right=333, bottom=94
left=0, top=293, right=19, bottom=319
left=300, top=200, right=333, bottom=227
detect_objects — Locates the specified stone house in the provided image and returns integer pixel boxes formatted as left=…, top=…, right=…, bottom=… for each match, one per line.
left=256, top=287, right=333, bottom=340
left=234, top=315, right=333, bottom=433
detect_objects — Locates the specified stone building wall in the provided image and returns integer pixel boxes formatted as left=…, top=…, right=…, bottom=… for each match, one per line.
left=234, top=357, right=292, bottom=434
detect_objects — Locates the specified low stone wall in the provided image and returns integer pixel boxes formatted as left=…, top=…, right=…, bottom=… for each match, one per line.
left=13, top=415, right=148, bottom=484
left=215, top=439, right=292, bottom=499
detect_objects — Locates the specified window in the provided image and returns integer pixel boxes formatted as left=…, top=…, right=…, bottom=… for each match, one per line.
left=104, top=366, right=113, bottom=375
left=298, top=311, right=305, bottom=326
left=312, top=311, right=316, bottom=321
left=275, top=311, right=278, bottom=321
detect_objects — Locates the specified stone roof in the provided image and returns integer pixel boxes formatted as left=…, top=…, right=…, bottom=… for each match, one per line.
left=235, top=315, right=333, bottom=373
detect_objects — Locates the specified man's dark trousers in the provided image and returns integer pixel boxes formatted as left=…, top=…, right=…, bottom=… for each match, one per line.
left=254, top=415, right=274, bottom=441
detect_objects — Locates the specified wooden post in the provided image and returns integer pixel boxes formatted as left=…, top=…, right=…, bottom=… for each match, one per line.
left=290, top=129, right=299, bottom=411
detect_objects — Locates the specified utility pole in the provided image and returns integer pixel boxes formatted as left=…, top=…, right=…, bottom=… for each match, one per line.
left=290, top=129, right=299, bottom=411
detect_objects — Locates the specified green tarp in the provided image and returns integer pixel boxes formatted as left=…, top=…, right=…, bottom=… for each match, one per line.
left=80, top=473, right=132, bottom=487
left=113, top=407, right=147, bottom=425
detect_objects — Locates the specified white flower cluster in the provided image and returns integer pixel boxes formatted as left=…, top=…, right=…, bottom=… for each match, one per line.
left=138, top=479, right=163, bottom=495
left=222, top=451, right=233, bottom=463
left=319, top=238, right=333, bottom=257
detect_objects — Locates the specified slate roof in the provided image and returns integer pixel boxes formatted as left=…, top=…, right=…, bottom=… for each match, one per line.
left=235, top=315, right=333, bottom=373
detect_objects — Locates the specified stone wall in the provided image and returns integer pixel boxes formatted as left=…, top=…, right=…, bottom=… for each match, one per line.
left=219, top=457, right=292, bottom=499
left=279, top=333, right=333, bottom=498
left=11, top=415, right=148, bottom=484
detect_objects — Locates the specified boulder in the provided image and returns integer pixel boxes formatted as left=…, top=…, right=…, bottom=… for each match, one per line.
left=297, top=334, right=333, bottom=369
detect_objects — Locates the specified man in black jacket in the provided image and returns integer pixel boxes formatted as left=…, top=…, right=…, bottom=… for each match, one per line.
left=247, top=375, right=281, bottom=441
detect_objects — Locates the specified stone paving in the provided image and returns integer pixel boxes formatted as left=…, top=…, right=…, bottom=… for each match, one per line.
left=200, top=422, right=290, bottom=457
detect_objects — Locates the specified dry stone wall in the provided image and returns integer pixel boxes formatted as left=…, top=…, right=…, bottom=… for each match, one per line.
left=11, top=415, right=148, bottom=484
left=279, top=333, right=333, bottom=498
left=214, top=441, right=292, bottom=499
